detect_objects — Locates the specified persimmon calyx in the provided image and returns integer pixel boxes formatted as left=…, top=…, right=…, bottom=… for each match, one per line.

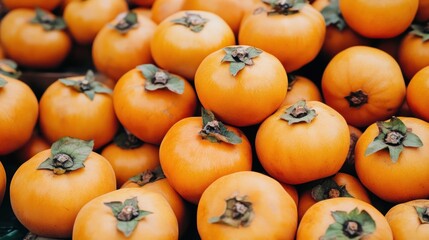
left=37, top=137, right=94, bottom=175
left=171, top=12, right=208, bottom=32
left=365, top=116, right=423, bottom=163
left=199, top=108, right=242, bottom=144
left=137, top=64, right=184, bottom=94
left=110, top=11, right=139, bottom=34
left=254, top=0, right=305, bottom=16
left=59, top=70, right=112, bottom=100
left=410, top=22, right=429, bottom=42
left=280, top=100, right=317, bottom=124
left=345, top=89, right=368, bottom=108
left=104, top=197, right=153, bottom=237
left=320, top=0, right=346, bottom=30
left=209, top=195, right=254, bottom=228
left=311, top=178, right=353, bottom=202
left=221, top=46, right=262, bottom=76
left=30, top=7, right=66, bottom=31
left=414, top=206, right=429, bottom=224
left=128, top=167, right=166, bottom=187
left=114, top=127, right=143, bottom=149
left=0, top=59, right=21, bottom=79
left=320, top=208, right=375, bottom=240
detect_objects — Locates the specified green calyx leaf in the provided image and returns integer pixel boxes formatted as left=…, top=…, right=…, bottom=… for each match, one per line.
left=59, top=70, right=112, bottom=100
left=30, top=7, right=66, bottom=31
left=137, top=64, right=184, bottom=94
left=209, top=195, right=254, bottom=228
left=321, top=208, right=376, bottom=240
left=410, top=23, right=429, bottom=42
left=414, top=206, right=429, bottom=224
left=171, top=12, right=209, bottom=33
left=109, top=11, right=139, bottom=34
left=255, top=0, right=305, bottom=16
left=365, top=116, right=423, bottom=163
left=199, top=108, right=242, bottom=144
left=0, top=59, right=22, bottom=79
left=37, top=137, right=94, bottom=175
left=128, top=166, right=166, bottom=187
left=311, top=178, right=354, bottom=202
left=321, top=0, right=346, bottom=30
left=280, top=100, right=317, bottom=124
left=113, top=127, right=143, bottom=149
left=104, top=197, right=153, bottom=237
left=221, top=46, right=263, bottom=76
left=0, top=78, right=7, bottom=87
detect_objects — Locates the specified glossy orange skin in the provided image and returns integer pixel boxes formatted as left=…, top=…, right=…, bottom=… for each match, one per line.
left=255, top=101, right=350, bottom=185
left=0, top=75, right=39, bottom=155
left=321, top=46, right=406, bottom=128
left=14, top=130, right=50, bottom=164
left=297, top=198, right=393, bottom=239
left=406, top=66, right=429, bottom=122
left=0, top=161, right=5, bottom=206
left=280, top=182, right=299, bottom=207
left=415, top=0, right=429, bottom=22
left=113, top=68, right=197, bottom=145
left=151, top=0, right=184, bottom=24
left=385, top=199, right=429, bottom=239
left=150, top=10, right=235, bottom=80
left=73, top=188, right=178, bottom=240
left=92, top=13, right=157, bottom=81
left=10, top=149, right=117, bottom=238
left=398, top=32, right=429, bottom=81
left=159, top=117, right=253, bottom=204
left=121, top=177, right=189, bottom=236
left=280, top=75, right=322, bottom=108
left=39, top=78, right=119, bottom=150
left=239, top=3, right=325, bottom=72
left=3, top=0, right=62, bottom=11
left=355, top=117, right=429, bottom=203
left=339, top=0, right=418, bottom=39
left=63, top=0, right=129, bottom=45
left=197, top=171, right=298, bottom=240
left=182, top=0, right=259, bottom=35
left=101, top=142, right=160, bottom=187
left=0, top=8, right=72, bottom=69
left=195, top=46, right=288, bottom=127
left=298, top=172, right=371, bottom=221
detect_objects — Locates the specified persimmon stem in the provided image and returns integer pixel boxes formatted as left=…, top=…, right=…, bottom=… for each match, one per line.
left=117, top=205, right=139, bottom=221
left=328, top=188, right=340, bottom=198
left=344, top=221, right=362, bottom=238
left=345, top=90, right=368, bottom=108
left=384, top=131, right=404, bottom=146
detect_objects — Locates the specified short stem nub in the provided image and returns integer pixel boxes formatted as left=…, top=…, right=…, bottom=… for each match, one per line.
left=52, top=153, right=73, bottom=168
left=291, top=105, right=308, bottom=118
left=153, top=70, right=169, bottom=85
left=201, top=120, right=221, bottom=136
left=343, top=221, right=362, bottom=238
left=345, top=90, right=368, bottom=108
left=328, top=188, right=341, bottom=198
left=384, top=131, right=404, bottom=146
left=79, top=79, right=91, bottom=91
left=117, top=205, right=139, bottom=221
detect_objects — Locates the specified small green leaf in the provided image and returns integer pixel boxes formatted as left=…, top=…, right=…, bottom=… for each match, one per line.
left=387, top=145, right=403, bottom=163
left=110, top=11, right=139, bottom=34
left=30, top=7, right=67, bottom=31
left=171, top=12, right=209, bottom=33
left=0, top=78, right=7, bottom=87
left=117, top=221, right=138, bottom=237
left=221, top=46, right=263, bottom=76
left=410, top=23, right=429, bottom=42
left=199, top=108, right=242, bottom=144
left=137, top=64, right=185, bottom=94
left=105, top=201, right=125, bottom=216
left=364, top=138, right=387, bottom=156
left=414, top=206, right=429, bottom=224
left=229, top=62, right=246, bottom=77
left=137, top=64, right=158, bottom=80
left=403, top=132, right=424, bottom=148
left=331, top=210, right=349, bottom=224
left=280, top=100, right=317, bottom=124
left=311, top=178, right=354, bottom=201
left=59, top=70, right=112, bottom=100
left=84, top=90, right=96, bottom=101
left=0, top=59, right=21, bottom=79
left=321, top=0, right=346, bottom=30
left=128, top=167, right=166, bottom=186
left=209, top=195, right=253, bottom=228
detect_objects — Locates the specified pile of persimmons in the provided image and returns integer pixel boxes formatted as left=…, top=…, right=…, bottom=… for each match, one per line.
left=0, top=0, right=428, bottom=239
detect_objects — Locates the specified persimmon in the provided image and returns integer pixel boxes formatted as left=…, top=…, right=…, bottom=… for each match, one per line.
left=113, top=64, right=197, bottom=145
left=355, top=117, right=429, bottom=203
left=0, top=62, right=39, bottom=155
left=197, top=171, right=297, bottom=240
left=297, top=198, right=393, bottom=239
left=195, top=45, right=288, bottom=127
left=280, top=74, right=322, bottom=108
left=321, top=46, right=406, bottom=128
left=73, top=188, right=178, bottom=239
left=2, top=0, right=62, bottom=11
left=0, top=8, right=72, bottom=69
left=406, top=66, right=429, bottom=122
left=10, top=137, right=117, bottom=238
left=159, top=109, right=253, bottom=204
left=150, top=10, right=235, bottom=80
left=239, top=0, right=326, bottom=72
left=63, top=0, right=129, bottom=45
left=121, top=168, right=189, bottom=236
left=385, top=199, right=429, bottom=239
left=101, top=129, right=160, bottom=187
left=92, top=11, right=157, bottom=82
left=280, top=182, right=299, bottom=206
left=339, top=0, right=418, bottom=38
left=39, top=71, right=119, bottom=150
left=255, top=100, right=350, bottom=185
